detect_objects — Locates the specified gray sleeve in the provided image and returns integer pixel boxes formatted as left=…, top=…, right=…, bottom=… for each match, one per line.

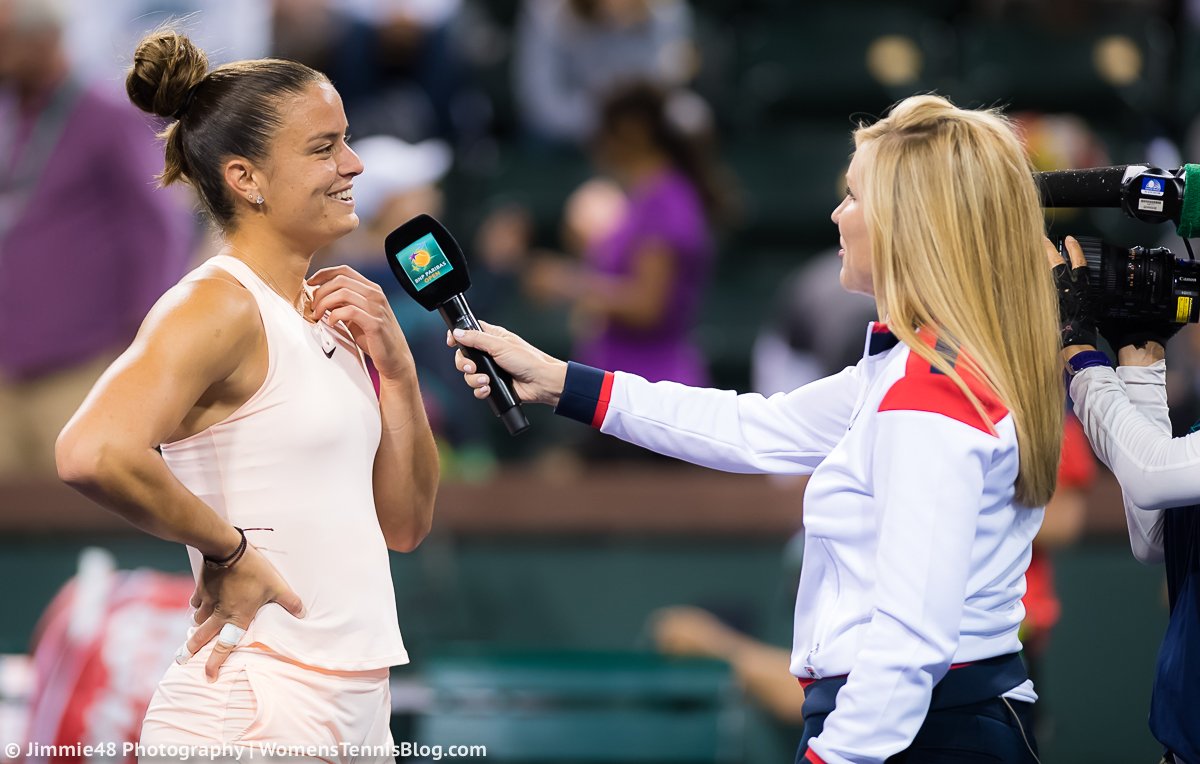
left=1071, top=362, right=1179, bottom=563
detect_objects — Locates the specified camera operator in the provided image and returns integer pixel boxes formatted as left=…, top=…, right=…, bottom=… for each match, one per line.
left=1050, top=235, right=1195, bottom=764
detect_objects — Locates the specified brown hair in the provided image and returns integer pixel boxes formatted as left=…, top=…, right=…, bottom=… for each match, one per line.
left=125, top=30, right=328, bottom=228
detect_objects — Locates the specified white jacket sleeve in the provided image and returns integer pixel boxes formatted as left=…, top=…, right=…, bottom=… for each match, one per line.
left=806, top=410, right=988, bottom=764
left=1070, top=361, right=1184, bottom=563
left=556, top=363, right=862, bottom=474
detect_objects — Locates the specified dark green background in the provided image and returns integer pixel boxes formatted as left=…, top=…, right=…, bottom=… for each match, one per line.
left=0, top=534, right=1166, bottom=763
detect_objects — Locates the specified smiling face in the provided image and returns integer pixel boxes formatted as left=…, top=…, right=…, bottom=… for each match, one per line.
left=830, top=149, right=874, bottom=296
left=250, top=81, right=363, bottom=250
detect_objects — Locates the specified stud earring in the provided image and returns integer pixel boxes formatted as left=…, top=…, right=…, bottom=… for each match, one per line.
left=254, top=195, right=264, bottom=205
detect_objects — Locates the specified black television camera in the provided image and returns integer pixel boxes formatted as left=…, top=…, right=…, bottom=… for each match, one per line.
left=1037, top=164, right=1200, bottom=324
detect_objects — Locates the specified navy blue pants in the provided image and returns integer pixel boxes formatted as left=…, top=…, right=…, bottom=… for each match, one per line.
left=795, top=697, right=1039, bottom=763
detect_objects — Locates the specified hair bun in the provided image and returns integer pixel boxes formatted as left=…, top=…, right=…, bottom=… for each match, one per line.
left=126, top=30, right=209, bottom=119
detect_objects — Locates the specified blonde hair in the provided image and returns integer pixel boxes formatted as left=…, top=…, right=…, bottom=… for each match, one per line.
left=854, top=94, right=1063, bottom=507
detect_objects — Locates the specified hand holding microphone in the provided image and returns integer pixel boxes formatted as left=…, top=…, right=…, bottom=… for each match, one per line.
left=446, top=321, right=568, bottom=407
left=385, top=214, right=531, bottom=435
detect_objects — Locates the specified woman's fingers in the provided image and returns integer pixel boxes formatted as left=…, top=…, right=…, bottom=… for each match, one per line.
left=451, top=328, right=501, bottom=354
left=326, top=305, right=372, bottom=335
left=452, top=340, right=489, bottom=386
left=448, top=321, right=560, bottom=405
left=177, top=611, right=222, bottom=666
left=459, top=347, right=490, bottom=395
left=172, top=545, right=304, bottom=680
left=1063, top=235, right=1086, bottom=268
left=456, top=348, right=494, bottom=396
left=271, top=585, right=305, bottom=619
left=204, top=618, right=250, bottom=682
left=310, top=285, right=370, bottom=320
left=1043, top=238, right=1065, bottom=268
left=464, top=374, right=491, bottom=397
left=193, top=599, right=214, bottom=625
left=477, top=320, right=509, bottom=337
left=1044, top=236, right=1086, bottom=269
left=175, top=612, right=252, bottom=682
left=446, top=323, right=506, bottom=348
left=454, top=348, right=475, bottom=374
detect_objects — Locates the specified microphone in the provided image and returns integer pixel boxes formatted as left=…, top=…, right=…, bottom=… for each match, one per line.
left=384, top=214, right=530, bottom=436
left=1035, top=164, right=1185, bottom=224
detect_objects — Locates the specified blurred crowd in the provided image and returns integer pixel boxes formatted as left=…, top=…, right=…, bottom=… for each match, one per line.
left=4, top=0, right=1200, bottom=479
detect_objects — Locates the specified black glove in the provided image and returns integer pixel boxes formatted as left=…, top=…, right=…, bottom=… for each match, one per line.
left=1051, top=260, right=1097, bottom=348
left=1098, top=315, right=1185, bottom=351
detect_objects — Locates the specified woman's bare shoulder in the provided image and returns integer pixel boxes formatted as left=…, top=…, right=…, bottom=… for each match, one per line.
left=132, top=265, right=262, bottom=373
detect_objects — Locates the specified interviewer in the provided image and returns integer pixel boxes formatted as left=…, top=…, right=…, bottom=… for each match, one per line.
left=451, top=94, right=1059, bottom=764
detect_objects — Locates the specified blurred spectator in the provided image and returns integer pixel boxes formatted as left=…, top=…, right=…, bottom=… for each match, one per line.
left=1015, top=111, right=1110, bottom=175
left=749, top=252, right=874, bottom=488
left=344, top=0, right=468, bottom=138
left=521, top=82, right=725, bottom=387
left=60, top=0, right=270, bottom=91
left=513, top=0, right=695, bottom=146
left=273, top=0, right=479, bottom=144
left=0, top=0, right=193, bottom=479
left=654, top=604, right=806, bottom=724
left=652, top=530, right=808, bottom=726
left=751, top=251, right=877, bottom=396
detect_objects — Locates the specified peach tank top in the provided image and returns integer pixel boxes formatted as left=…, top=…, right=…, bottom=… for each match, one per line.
left=161, top=255, right=408, bottom=671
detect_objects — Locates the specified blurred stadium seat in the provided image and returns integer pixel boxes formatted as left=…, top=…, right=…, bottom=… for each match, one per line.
left=415, top=650, right=742, bottom=762
left=724, top=125, right=851, bottom=247
left=731, top=3, right=955, bottom=126
left=956, top=16, right=1168, bottom=120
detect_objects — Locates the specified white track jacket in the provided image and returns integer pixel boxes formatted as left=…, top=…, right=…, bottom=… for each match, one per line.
left=555, top=323, right=1041, bottom=763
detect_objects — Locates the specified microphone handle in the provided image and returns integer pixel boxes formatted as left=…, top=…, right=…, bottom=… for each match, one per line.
left=437, top=294, right=530, bottom=436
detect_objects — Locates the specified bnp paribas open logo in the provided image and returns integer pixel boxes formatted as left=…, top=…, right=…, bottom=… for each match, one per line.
left=398, top=232, right=453, bottom=291
left=408, top=248, right=433, bottom=272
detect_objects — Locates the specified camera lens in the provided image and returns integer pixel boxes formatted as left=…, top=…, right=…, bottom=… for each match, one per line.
left=1068, top=235, right=1200, bottom=324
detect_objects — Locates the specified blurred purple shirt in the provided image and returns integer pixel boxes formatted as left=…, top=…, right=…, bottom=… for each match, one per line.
left=577, top=169, right=712, bottom=385
left=0, top=81, right=192, bottom=380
